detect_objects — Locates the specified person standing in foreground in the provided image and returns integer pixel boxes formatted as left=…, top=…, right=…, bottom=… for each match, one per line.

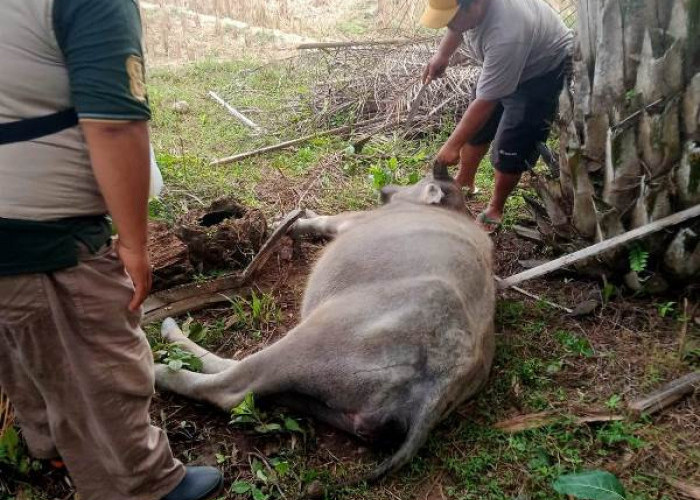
left=421, top=0, right=573, bottom=232
left=0, top=1, right=221, bottom=499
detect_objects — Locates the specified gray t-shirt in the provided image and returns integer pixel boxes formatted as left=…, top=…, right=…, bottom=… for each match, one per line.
left=464, top=0, right=573, bottom=101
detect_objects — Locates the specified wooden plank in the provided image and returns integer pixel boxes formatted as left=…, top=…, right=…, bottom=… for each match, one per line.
left=498, top=204, right=700, bottom=290
left=142, top=210, right=305, bottom=324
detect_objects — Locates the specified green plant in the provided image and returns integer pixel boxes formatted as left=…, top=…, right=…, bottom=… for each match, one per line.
left=230, top=392, right=305, bottom=435
left=556, top=330, right=594, bottom=358
left=152, top=342, right=204, bottom=372
left=0, top=427, right=41, bottom=475
left=225, top=291, right=281, bottom=336
left=601, top=283, right=617, bottom=305
left=366, top=155, right=423, bottom=189
left=596, top=421, right=645, bottom=450
left=656, top=301, right=676, bottom=318
left=496, top=300, right=525, bottom=326
left=553, top=470, right=626, bottom=499
left=229, top=457, right=292, bottom=500
left=181, top=317, right=209, bottom=343
left=628, top=245, right=649, bottom=273
left=605, top=394, right=622, bottom=411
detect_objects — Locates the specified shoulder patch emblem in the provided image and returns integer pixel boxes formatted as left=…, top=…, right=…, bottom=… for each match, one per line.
left=126, top=55, right=147, bottom=102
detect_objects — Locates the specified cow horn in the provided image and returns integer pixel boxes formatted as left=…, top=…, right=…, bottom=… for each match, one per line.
left=432, top=160, right=452, bottom=181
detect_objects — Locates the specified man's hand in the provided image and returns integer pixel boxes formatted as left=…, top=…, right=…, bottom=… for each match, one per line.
left=117, top=242, right=152, bottom=311
left=423, top=27, right=463, bottom=84
left=423, top=53, right=450, bottom=84
left=435, top=99, right=498, bottom=167
left=436, top=141, right=462, bottom=166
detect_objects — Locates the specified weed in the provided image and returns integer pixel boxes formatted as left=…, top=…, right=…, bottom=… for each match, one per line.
left=152, top=342, right=204, bottom=372
left=366, top=154, right=425, bottom=189
left=230, top=392, right=305, bottom=436
left=556, top=330, right=594, bottom=357
left=655, top=301, right=676, bottom=318
left=0, top=427, right=41, bottom=475
left=605, top=394, right=622, bottom=411
left=628, top=244, right=649, bottom=273
left=596, top=421, right=645, bottom=450
left=602, top=282, right=617, bottom=305
left=224, top=291, right=281, bottom=337
left=496, top=300, right=525, bottom=326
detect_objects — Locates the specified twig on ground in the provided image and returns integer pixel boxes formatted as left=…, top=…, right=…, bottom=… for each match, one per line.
left=665, top=477, right=700, bottom=499
left=627, top=371, right=700, bottom=416
left=678, top=299, right=697, bottom=359
left=495, top=278, right=573, bottom=313
left=208, top=90, right=262, bottom=132
left=210, top=118, right=382, bottom=166
left=494, top=410, right=624, bottom=433
left=297, top=38, right=436, bottom=50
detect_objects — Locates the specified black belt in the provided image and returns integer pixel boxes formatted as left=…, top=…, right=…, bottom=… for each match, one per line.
left=0, top=108, right=78, bottom=145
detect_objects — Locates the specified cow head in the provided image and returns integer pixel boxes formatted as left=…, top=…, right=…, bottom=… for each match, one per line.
left=380, top=161, right=465, bottom=211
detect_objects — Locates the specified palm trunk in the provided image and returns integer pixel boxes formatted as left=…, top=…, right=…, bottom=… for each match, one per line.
left=533, top=0, right=700, bottom=288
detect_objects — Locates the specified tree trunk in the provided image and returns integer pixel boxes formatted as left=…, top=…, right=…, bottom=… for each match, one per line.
left=533, top=0, right=700, bottom=288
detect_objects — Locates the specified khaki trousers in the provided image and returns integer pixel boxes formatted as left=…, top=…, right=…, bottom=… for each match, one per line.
left=0, top=244, right=185, bottom=500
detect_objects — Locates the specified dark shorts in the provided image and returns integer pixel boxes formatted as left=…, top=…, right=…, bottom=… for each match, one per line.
left=470, top=59, right=569, bottom=174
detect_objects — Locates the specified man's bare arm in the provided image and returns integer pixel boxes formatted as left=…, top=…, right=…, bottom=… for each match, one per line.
left=423, top=28, right=463, bottom=84
left=437, top=98, right=498, bottom=165
left=82, top=120, right=152, bottom=311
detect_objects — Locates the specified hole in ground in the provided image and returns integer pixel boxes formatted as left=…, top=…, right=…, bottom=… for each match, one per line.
left=198, top=208, right=244, bottom=227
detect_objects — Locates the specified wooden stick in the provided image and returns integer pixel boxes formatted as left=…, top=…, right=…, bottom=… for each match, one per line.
left=296, top=38, right=435, bottom=50
left=498, top=204, right=700, bottom=290
left=510, top=284, right=573, bottom=314
left=406, top=82, right=429, bottom=127
left=208, top=91, right=262, bottom=131
left=142, top=210, right=306, bottom=324
left=628, top=372, right=700, bottom=416
left=210, top=119, right=381, bottom=166
left=665, top=478, right=700, bottom=500
left=494, top=410, right=624, bottom=433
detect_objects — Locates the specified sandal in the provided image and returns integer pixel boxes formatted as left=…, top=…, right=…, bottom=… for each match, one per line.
left=462, top=185, right=481, bottom=197
left=476, top=212, right=502, bottom=235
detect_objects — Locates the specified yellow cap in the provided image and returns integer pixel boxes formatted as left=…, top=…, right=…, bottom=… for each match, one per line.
left=420, top=0, right=459, bottom=29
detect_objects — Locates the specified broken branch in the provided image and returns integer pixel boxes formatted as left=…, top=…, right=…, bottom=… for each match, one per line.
left=208, top=91, right=262, bottom=132
left=627, top=371, right=700, bottom=416
left=494, top=410, right=624, bottom=433
left=498, top=204, right=700, bottom=289
left=296, top=38, right=435, bottom=50
left=210, top=118, right=381, bottom=166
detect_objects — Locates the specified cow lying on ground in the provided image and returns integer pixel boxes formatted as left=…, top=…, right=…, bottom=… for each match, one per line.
left=154, top=163, right=496, bottom=480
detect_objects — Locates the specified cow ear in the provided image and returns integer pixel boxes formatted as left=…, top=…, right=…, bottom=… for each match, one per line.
left=380, top=185, right=399, bottom=204
left=422, top=182, right=444, bottom=205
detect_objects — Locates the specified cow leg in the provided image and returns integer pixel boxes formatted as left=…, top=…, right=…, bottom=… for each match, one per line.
left=160, top=317, right=236, bottom=374
left=290, top=211, right=368, bottom=239
left=154, top=334, right=301, bottom=411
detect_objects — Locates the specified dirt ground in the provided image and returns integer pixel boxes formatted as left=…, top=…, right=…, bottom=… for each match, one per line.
left=1, top=0, right=698, bottom=498
left=5, top=187, right=697, bottom=499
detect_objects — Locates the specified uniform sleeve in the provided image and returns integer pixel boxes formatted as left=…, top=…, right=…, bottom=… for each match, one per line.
left=53, top=0, right=150, bottom=121
left=475, top=41, right=530, bottom=101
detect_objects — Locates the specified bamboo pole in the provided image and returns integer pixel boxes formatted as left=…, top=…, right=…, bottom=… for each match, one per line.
left=498, top=204, right=700, bottom=289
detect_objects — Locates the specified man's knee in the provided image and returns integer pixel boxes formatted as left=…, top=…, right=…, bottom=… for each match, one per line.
left=491, top=149, right=532, bottom=175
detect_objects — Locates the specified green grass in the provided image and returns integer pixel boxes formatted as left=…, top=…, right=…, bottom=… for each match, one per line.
left=146, top=57, right=540, bottom=229
left=6, top=58, right=691, bottom=500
